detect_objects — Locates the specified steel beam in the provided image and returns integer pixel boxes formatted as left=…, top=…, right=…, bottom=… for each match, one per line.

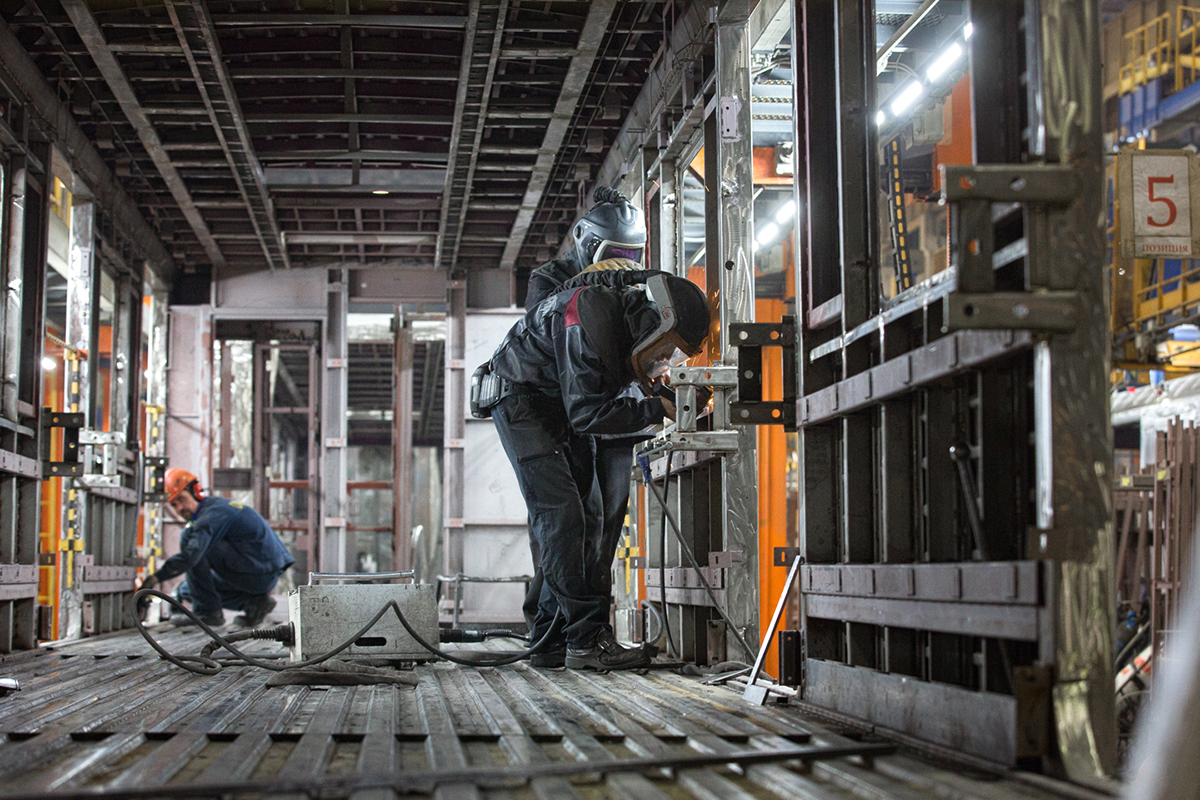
left=0, top=21, right=173, bottom=280
left=61, top=0, right=225, bottom=270
left=442, top=282, right=465, bottom=578
left=1022, top=0, right=1115, bottom=778
left=166, top=0, right=290, bottom=271
left=435, top=0, right=507, bottom=276
left=498, top=0, right=617, bottom=272
left=707, top=0, right=760, bottom=657
left=393, top=319, right=414, bottom=571
left=244, top=113, right=451, bottom=126
left=322, top=274, right=349, bottom=572
left=209, top=14, right=467, bottom=28
left=284, top=233, right=434, bottom=246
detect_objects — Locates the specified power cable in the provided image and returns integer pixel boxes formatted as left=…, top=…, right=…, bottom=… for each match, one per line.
left=133, top=589, right=562, bottom=675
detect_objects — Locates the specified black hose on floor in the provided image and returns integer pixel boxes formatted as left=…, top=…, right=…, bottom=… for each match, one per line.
left=133, top=589, right=562, bottom=675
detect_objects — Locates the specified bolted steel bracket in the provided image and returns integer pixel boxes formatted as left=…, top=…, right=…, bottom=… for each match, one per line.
left=943, top=291, right=1081, bottom=333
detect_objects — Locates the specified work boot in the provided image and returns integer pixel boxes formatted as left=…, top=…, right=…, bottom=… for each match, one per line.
left=172, top=609, right=225, bottom=628
left=529, top=644, right=567, bottom=668
left=565, top=628, right=651, bottom=671
left=233, top=595, right=276, bottom=628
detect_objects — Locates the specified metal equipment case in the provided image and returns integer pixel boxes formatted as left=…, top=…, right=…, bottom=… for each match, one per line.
left=288, top=581, right=438, bottom=662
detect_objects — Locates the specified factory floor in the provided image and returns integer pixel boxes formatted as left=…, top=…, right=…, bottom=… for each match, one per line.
left=0, top=621, right=1113, bottom=800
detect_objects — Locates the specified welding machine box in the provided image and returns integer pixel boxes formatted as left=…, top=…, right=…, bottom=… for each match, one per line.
left=288, top=582, right=438, bottom=662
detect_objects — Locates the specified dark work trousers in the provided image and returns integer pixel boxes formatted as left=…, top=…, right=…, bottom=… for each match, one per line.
left=492, top=393, right=609, bottom=648
left=176, top=538, right=285, bottom=615
left=521, top=437, right=635, bottom=641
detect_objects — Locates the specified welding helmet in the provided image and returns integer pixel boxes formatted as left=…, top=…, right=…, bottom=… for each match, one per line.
left=572, top=186, right=647, bottom=266
left=631, top=274, right=711, bottom=389
left=165, top=468, right=203, bottom=503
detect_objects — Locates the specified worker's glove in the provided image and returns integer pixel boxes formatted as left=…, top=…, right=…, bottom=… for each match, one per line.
left=136, top=574, right=159, bottom=620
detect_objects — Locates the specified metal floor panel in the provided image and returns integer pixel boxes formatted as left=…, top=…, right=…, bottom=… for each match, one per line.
left=0, top=628, right=1111, bottom=800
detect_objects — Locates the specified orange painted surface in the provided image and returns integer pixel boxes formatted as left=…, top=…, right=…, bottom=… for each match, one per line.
left=752, top=147, right=793, bottom=185
left=39, top=341, right=64, bottom=640
left=932, top=76, right=973, bottom=193
left=755, top=298, right=790, bottom=679
left=690, top=147, right=792, bottom=185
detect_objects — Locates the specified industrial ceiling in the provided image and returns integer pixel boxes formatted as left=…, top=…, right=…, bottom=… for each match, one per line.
left=2, top=0, right=668, bottom=295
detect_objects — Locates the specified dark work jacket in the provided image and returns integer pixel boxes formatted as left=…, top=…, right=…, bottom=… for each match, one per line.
left=155, top=497, right=294, bottom=582
left=490, top=285, right=667, bottom=435
left=526, top=254, right=582, bottom=310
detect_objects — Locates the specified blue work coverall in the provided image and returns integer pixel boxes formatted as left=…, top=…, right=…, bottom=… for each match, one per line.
left=155, top=498, right=294, bottom=615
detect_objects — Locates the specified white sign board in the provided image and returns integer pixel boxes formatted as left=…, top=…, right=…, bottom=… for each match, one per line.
left=1118, top=149, right=1200, bottom=259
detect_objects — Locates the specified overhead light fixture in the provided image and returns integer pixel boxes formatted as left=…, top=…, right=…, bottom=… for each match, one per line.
left=774, top=199, right=796, bottom=225
left=964, top=22, right=974, bottom=40
left=372, top=190, right=389, bottom=195
left=926, top=42, right=963, bottom=82
left=890, top=82, right=926, bottom=116
left=41, top=356, right=56, bottom=371
left=875, top=110, right=886, bottom=126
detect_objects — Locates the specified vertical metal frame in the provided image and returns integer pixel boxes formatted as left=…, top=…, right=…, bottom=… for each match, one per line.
left=709, top=0, right=760, bottom=655
left=393, top=316, right=414, bottom=571
left=58, top=198, right=95, bottom=640
left=254, top=340, right=320, bottom=578
left=81, top=255, right=143, bottom=636
left=791, top=0, right=1113, bottom=774
left=442, top=281, right=466, bottom=581
left=142, top=287, right=168, bottom=590
left=321, top=269, right=348, bottom=573
left=0, top=147, right=48, bottom=653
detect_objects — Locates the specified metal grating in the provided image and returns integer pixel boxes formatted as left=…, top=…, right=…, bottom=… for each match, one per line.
left=0, top=627, right=1106, bottom=800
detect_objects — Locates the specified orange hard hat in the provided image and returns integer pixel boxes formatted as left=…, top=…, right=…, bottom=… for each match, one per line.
left=164, top=468, right=202, bottom=502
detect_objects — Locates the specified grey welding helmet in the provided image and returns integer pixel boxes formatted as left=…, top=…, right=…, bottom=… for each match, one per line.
left=631, top=274, right=711, bottom=389
left=573, top=186, right=647, bottom=266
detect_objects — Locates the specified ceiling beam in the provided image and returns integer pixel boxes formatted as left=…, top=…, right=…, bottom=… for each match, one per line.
left=435, top=0, right=509, bottom=274
left=209, top=14, right=467, bottom=28
left=166, top=0, right=290, bottom=270
left=255, top=149, right=449, bottom=164
left=273, top=195, right=440, bottom=210
left=244, top=113, right=451, bottom=125
left=284, top=232, right=434, bottom=245
left=60, top=0, right=227, bottom=269
left=499, top=0, right=617, bottom=270
left=230, top=67, right=460, bottom=81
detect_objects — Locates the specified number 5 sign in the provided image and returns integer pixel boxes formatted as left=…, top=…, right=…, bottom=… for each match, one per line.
left=1118, top=149, right=1200, bottom=258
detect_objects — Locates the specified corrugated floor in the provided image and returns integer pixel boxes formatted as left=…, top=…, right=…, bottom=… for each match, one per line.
left=0, top=624, right=1113, bottom=800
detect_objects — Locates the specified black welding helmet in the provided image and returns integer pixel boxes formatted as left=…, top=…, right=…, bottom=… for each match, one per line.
left=630, top=273, right=711, bottom=389
left=573, top=186, right=647, bottom=266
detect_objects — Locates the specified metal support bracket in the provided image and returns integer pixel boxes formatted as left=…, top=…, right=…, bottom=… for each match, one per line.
left=944, top=292, right=1081, bottom=333
left=41, top=409, right=84, bottom=478
left=143, top=454, right=168, bottom=502
left=80, top=428, right=126, bottom=480
left=730, top=318, right=797, bottom=429
left=941, top=164, right=1081, bottom=205
left=941, top=164, right=1081, bottom=328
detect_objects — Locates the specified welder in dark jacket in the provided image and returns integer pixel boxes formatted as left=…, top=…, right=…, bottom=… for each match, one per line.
left=488, top=271, right=711, bottom=670
left=519, top=261, right=657, bottom=660
left=138, top=468, right=293, bottom=628
left=517, top=188, right=652, bottom=653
